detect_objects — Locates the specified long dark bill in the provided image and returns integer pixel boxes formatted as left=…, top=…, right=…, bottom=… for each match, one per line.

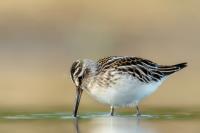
left=73, top=86, right=83, bottom=117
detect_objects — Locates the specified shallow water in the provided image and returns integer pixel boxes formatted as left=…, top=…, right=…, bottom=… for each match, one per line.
left=0, top=109, right=200, bottom=133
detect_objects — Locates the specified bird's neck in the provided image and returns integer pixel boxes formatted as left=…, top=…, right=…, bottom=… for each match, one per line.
left=83, top=59, right=98, bottom=76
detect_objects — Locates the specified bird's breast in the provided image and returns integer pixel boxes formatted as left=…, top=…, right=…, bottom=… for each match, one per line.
left=85, top=74, right=164, bottom=107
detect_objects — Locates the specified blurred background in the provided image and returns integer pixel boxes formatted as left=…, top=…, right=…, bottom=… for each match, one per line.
left=0, top=0, right=199, bottom=113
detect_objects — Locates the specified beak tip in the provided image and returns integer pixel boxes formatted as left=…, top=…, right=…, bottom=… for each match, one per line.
left=73, top=112, right=77, bottom=117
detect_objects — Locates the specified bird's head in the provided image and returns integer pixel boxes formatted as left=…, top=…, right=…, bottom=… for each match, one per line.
left=70, top=59, right=97, bottom=117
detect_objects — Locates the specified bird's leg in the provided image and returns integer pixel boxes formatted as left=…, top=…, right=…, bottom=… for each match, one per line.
left=136, top=105, right=141, bottom=116
left=110, top=106, right=114, bottom=116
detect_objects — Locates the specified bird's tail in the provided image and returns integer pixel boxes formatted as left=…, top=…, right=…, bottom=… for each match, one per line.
left=158, top=62, right=187, bottom=76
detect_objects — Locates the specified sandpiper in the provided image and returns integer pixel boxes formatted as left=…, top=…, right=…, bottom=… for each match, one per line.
left=70, top=56, right=187, bottom=117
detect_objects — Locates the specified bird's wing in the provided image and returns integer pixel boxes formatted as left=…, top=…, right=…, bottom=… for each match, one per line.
left=97, top=56, right=186, bottom=83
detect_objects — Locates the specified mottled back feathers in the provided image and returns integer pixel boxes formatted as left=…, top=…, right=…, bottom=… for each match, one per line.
left=97, top=56, right=187, bottom=83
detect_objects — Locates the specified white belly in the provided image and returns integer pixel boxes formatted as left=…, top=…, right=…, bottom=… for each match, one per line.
left=87, top=75, right=164, bottom=107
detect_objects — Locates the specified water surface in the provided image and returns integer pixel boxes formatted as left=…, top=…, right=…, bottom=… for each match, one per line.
left=0, top=109, right=199, bottom=133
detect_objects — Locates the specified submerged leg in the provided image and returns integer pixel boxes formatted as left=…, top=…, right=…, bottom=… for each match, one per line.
left=136, top=105, right=141, bottom=116
left=110, top=106, right=114, bottom=116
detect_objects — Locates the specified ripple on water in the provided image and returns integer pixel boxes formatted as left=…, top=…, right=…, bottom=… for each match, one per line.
left=0, top=111, right=199, bottom=120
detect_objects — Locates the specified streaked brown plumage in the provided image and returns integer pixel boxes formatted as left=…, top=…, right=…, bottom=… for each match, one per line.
left=70, top=56, right=187, bottom=117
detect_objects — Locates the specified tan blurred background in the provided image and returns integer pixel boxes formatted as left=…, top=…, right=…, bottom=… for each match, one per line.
left=0, top=0, right=199, bottom=112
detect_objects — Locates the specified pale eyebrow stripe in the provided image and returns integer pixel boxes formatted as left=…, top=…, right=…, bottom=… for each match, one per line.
left=74, top=66, right=82, bottom=77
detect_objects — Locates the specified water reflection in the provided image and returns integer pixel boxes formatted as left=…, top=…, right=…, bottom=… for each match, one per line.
left=74, top=116, right=156, bottom=133
left=0, top=111, right=199, bottom=133
left=74, top=118, right=80, bottom=133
